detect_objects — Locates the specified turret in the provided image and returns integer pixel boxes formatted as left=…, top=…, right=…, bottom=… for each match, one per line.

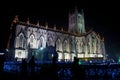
left=68, top=8, right=86, bottom=34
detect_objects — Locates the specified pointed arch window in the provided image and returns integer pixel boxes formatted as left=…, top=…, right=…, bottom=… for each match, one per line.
left=78, top=15, right=82, bottom=23
left=70, top=40, right=74, bottom=52
left=48, top=37, right=53, bottom=46
left=29, top=35, right=36, bottom=48
left=87, top=38, right=90, bottom=54
left=56, top=39, right=60, bottom=51
left=79, top=42, right=82, bottom=53
left=76, top=42, right=79, bottom=52
left=81, top=42, right=85, bottom=53
left=30, top=36, right=34, bottom=48
left=93, top=39, right=96, bottom=53
left=39, top=37, right=43, bottom=48
left=19, top=35, right=24, bottom=48
left=30, top=36, right=34, bottom=43
left=63, top=40, right=67, bottom=52
left=87, top=43, right=90, bottom=54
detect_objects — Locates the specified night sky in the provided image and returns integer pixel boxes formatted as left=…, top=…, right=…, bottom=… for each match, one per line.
left=0, top=0, right=120, bottom=58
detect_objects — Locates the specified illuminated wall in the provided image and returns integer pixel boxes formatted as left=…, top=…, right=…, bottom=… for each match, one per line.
left=8, top=8, right=106, bottom=61
left=15, top=50, right=27, bottom=59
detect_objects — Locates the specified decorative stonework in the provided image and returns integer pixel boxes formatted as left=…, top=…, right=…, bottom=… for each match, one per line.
left=8, top=9, right=106, bottom=61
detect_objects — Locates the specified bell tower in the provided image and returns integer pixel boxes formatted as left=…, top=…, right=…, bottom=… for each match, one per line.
left=68, top=8, right=86, bottom=34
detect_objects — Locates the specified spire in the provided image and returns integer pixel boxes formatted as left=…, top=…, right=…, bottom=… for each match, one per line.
left=13, top=15, right=19, bottom=23
left=97, top=33, right=100, bottom=38
left=36, top=20, right=40, bottom=27
left=10, top=15, right=19, bottom=30
left=81, top=9, right=84, bottom=16
left=9, top=15, right=19, bottom=48
left=75, top=6, right=78, bottom=14
left=54, top=24, right=56, bottom=30
left=101, top=37, right=104, bottom=41
left=27, top=17, right=30, bottom=24
left=81, top=9, right=86, bottom=33
left=61, top=27, right=63, bottom=31
left=45, top=22, right=48, bottom=29
left=6, top=33, right=12, bottom=49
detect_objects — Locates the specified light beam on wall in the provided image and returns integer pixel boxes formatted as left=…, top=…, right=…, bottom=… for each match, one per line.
left=40, top=47, right=43, bottom=50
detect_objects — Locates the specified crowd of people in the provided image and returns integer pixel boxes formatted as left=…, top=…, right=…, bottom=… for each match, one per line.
left=21, top=56, right=35, bottom=76
left=20, top=56, right=86, bottom=80
left=2, top=55, right=120, bottom=79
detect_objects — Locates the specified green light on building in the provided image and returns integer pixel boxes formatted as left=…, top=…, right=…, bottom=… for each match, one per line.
left=118, top=57, right=120, bottom=63
left=78, top=60, right=82, bottom=65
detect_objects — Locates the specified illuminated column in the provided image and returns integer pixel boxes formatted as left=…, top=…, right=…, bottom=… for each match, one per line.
left=89, top=37, right=92, bottom=54
left=94, top=40, right=97, bottom=54
left=76, top=42, right=79, bottom=57
left=85, top=43, right=89, bottom=58
left=101, top=39, right=106, bottom=60
left=61, top=39, right=64, bottom=60
left=56, top=38, right=63, bottom=61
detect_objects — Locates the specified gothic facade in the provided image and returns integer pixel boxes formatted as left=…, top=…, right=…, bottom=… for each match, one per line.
left=7, top=9, right=106, bottom=61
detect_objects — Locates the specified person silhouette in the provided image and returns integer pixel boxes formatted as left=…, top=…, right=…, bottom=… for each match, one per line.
left=71, top=57, right=80, bottom=80
left=29, top=56, right=35, bottom=75
left=21, top=58, right=27, bottom=76
left=0, top=53, right=6, bottom=72
left=50, top=56, right=59, bottom=80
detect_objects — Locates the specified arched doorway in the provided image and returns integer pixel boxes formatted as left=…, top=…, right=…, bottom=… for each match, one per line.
left=42, top=46, right=58, bottom=62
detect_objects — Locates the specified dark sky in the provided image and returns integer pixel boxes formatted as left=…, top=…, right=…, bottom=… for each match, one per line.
left=0, top=0, right=120, bottom=58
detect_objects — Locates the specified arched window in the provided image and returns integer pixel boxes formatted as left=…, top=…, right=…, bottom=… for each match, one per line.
left=40, top=38, right=43, bottom=47
left=63, top=40, right=67, bottom=52
left=56, top=39, right=60, bottom=51
left=19, top=35, right=24, bottom=48
left=76, top=41, right=79, bottom=52
left=79, top=43, right=82, bottom=53
left=78, top=16, right=82, bottom=23
left=38, top=37, right=43, bottom=48
left=70, top=39, right=74, bottom=52
left=23, top=39, right=26, bottom=48
left=30, top=36, right=34, bottom=48
left=30, top=36, right=34, bottom=43
left=29, top=35, right=36, bottom=48
left=48, top=37, right=53, bottom=46
left=81, top=41, right=85, bottom=53
left=92, top=39, right=96, bottom=53
left=87, top=43, right=90, bottom=54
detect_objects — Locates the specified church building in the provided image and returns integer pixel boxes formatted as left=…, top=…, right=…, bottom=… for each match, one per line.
left=7, top=8, right=106, bottom=61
